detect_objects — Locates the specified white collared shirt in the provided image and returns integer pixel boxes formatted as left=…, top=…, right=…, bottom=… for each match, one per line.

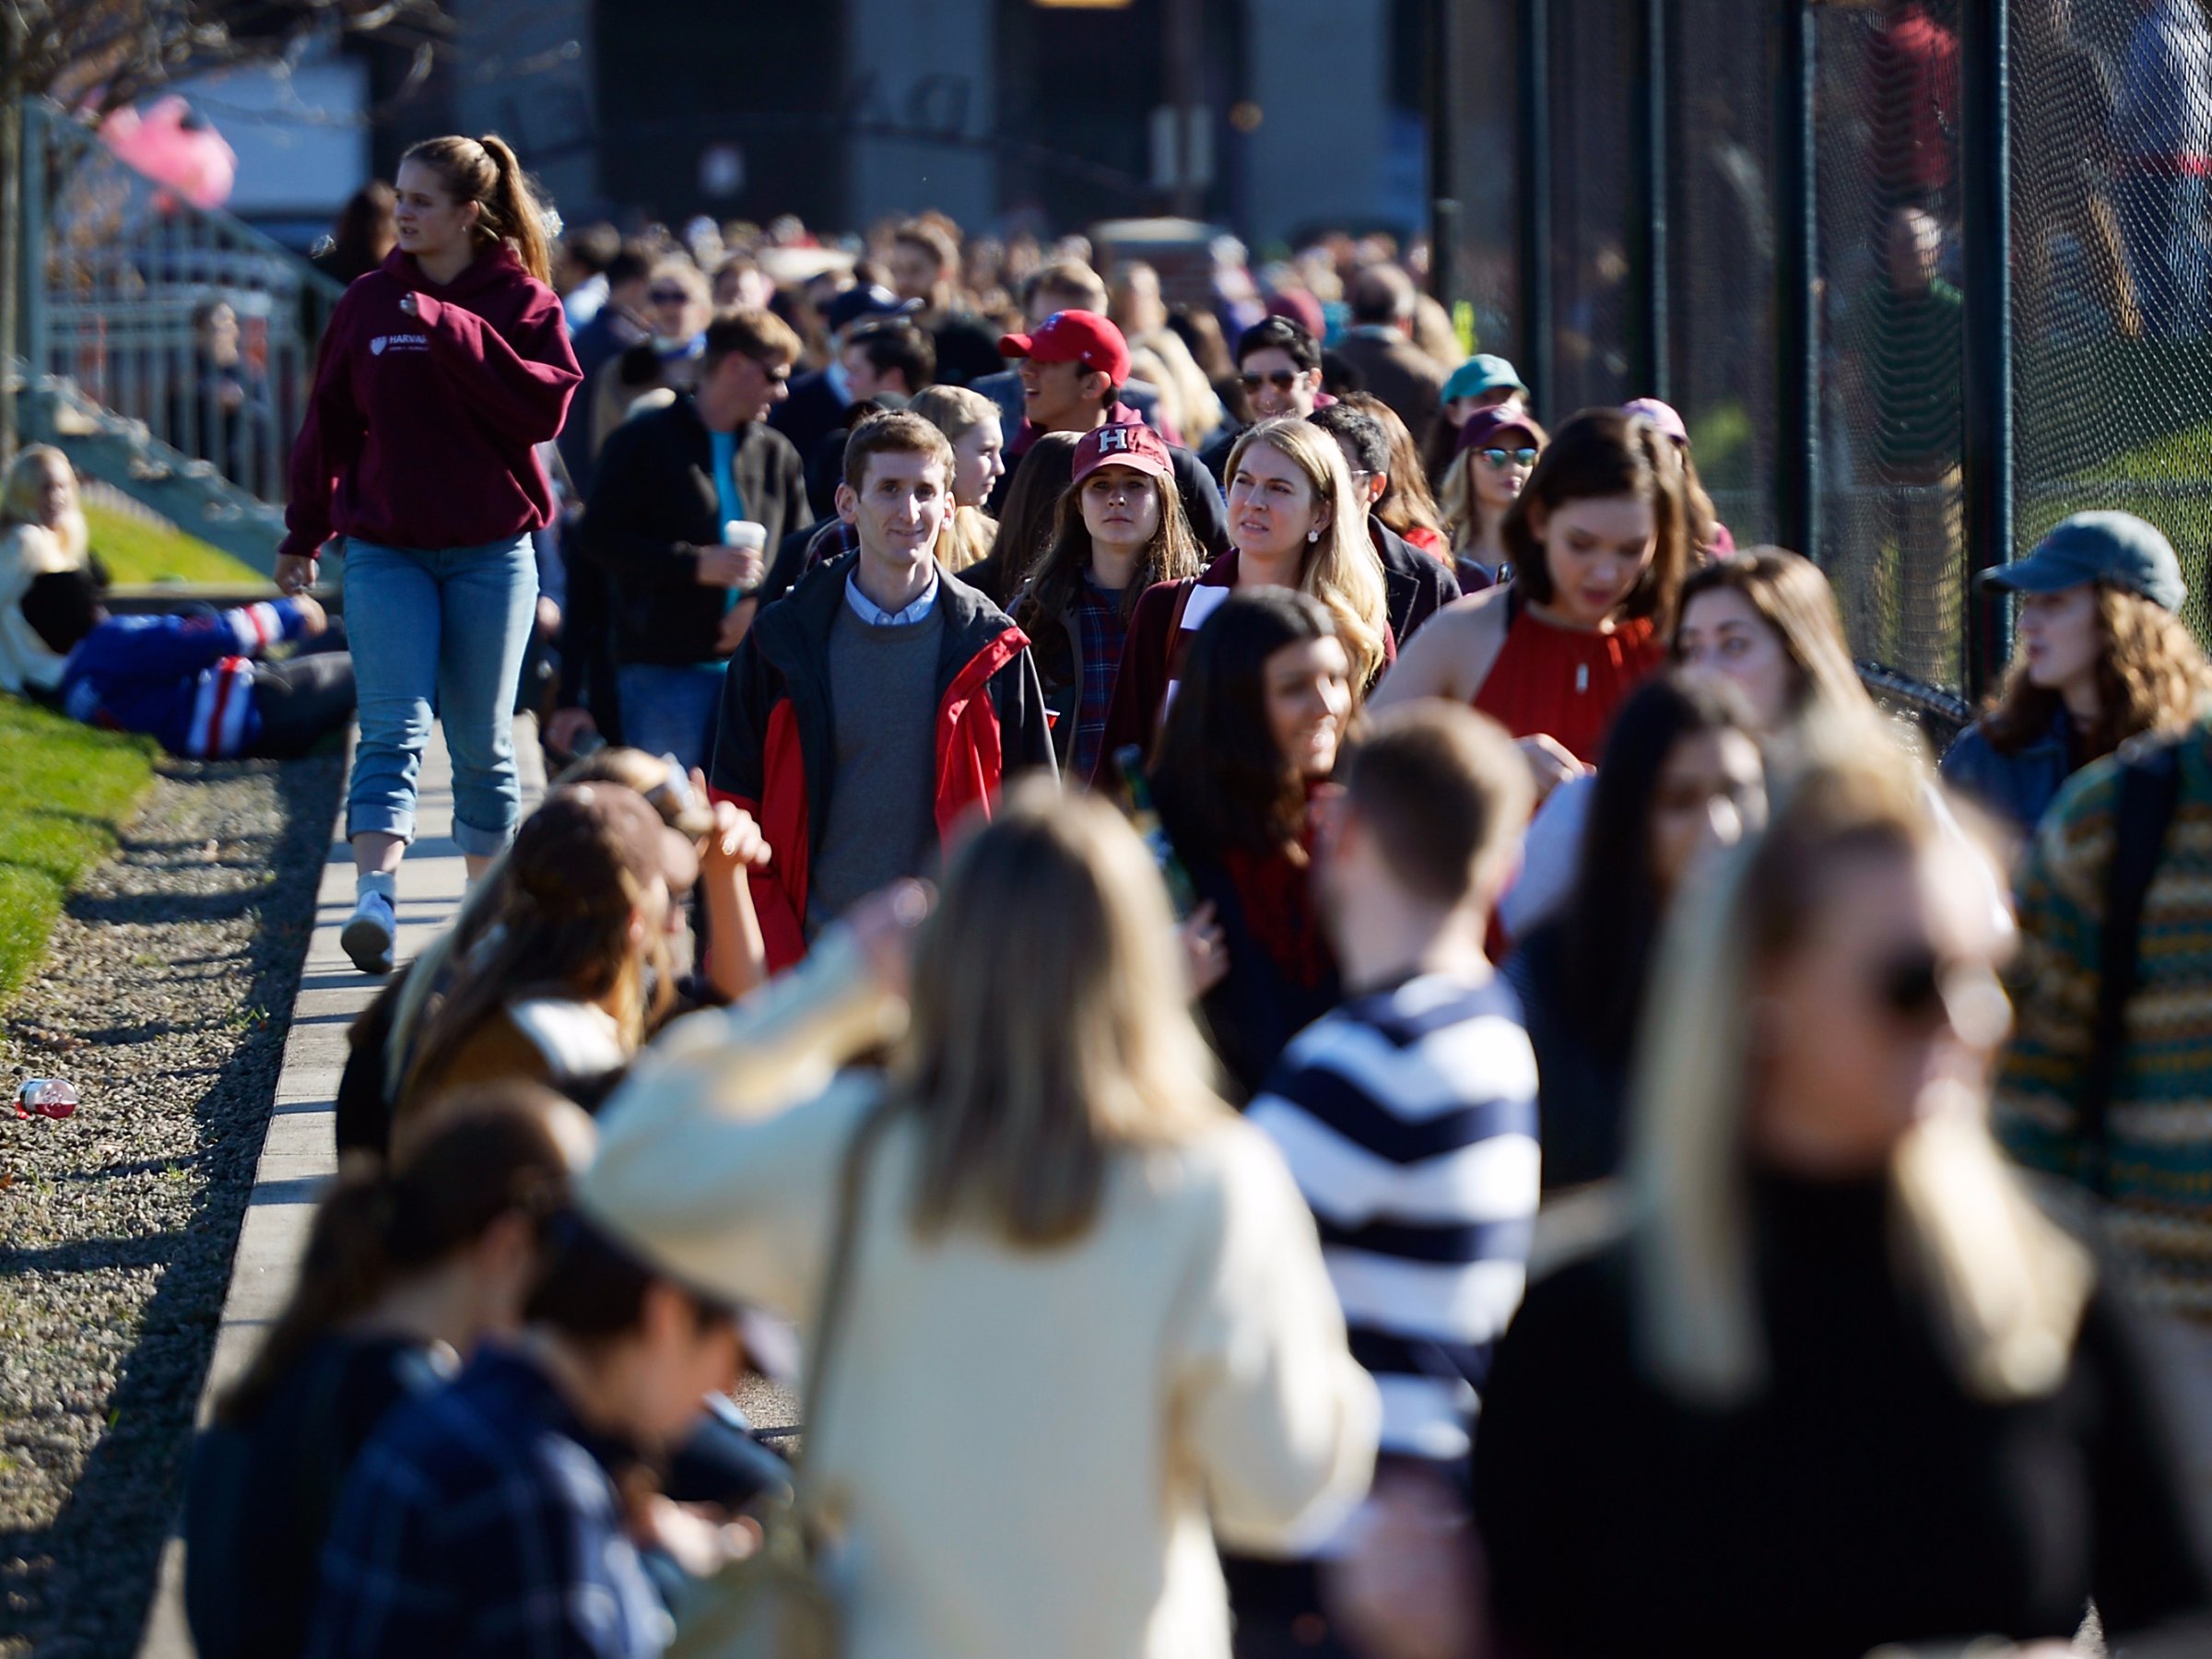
left=844, top=567, right=940, bottom=628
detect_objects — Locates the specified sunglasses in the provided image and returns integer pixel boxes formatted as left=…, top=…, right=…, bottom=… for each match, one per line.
left=649, top=287, right=692, bottom=305
left=1873, top=948, right=1955, bottom=1028
left=1479, top=446, right=1540, bottom=469
left=1241, top=369, right=1304, bottom=394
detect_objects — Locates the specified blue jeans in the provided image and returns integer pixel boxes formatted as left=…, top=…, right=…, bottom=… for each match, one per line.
left=2118, top=171, right=2210, bottom=340
left=615, top=662, right=727, bottom=775
left=343, top=535, right=538, bottom=857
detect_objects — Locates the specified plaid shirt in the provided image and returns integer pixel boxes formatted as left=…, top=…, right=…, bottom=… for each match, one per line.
left=1070, top=577, right=1130, bottom=782
left=308, top=1347, right=667, bottom=1659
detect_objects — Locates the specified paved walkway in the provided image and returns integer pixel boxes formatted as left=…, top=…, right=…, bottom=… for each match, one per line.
left=135, top=723, right=544, bottom=1659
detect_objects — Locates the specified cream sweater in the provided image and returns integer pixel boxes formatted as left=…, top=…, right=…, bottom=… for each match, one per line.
left=0, top=522, right=83, bottom=696
left=579, top=934, right=1380, bottom=1659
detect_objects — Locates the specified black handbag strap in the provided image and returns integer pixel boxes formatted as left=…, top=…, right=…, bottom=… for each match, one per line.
left=793, top=1097, right=897, bottom=1500
left=2085, top=741, right=2183, bottom=1197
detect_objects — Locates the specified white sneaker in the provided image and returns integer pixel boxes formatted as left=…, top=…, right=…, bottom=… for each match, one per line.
left=341, top=890, right=396, bottom=976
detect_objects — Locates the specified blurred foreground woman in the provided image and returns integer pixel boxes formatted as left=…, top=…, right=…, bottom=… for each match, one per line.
left=1467, top=739, right=2212, bottom=1657
left=579, top=783, right=1379, bottom=1659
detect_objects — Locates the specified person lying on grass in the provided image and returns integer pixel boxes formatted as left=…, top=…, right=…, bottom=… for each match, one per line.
left=18, top=566, right=356, bottom=759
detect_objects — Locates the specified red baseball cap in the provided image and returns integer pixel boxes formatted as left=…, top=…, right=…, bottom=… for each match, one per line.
left=1072, top=422, right=1174, bottom=486
left=998, top=310, right=1133, bottom=386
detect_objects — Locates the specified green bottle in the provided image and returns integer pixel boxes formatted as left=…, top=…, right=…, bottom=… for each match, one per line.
left=1113, top=745, right=1200, bottom=918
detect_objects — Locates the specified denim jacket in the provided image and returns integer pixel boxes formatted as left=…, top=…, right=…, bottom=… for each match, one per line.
left=1939, top=707, right=2074, bottom=839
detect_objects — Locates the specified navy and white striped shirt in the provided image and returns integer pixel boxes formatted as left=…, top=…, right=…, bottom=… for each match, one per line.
left=1247, top=973, right=1540, bottom=1468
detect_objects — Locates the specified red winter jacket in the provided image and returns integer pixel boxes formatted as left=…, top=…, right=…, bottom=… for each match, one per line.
left=710, top=556, right=1059, bottom=971
left=282, top=247, right=581, bottom=562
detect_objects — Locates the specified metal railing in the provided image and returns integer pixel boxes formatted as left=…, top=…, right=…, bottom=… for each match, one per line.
left=20, top=98, right=343, bottom=506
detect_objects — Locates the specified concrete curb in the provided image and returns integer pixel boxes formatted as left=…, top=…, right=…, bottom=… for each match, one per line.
left=135, top=722, right=543, bottom=1659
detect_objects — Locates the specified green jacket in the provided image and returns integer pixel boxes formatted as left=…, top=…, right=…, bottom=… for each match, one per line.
left=1996, top=723, right=2212, bottom=1322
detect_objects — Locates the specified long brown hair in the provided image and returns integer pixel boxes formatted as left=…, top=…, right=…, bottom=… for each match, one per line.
left=1015, top=466, right=1203, bottom=636
left=403, top=840, right=674, bottom=1109
left=1340, top=391, right=1446, bottom=545
left=990, top=430, right=1080, bottom=598
left=1504, top=407, right=1690, bottom=633
left=897, top=782, right=1222, bottom=1245
left=1976, top=582, right=2212, bottom=760
left=1152, top=589, right=1347, bottom=859
left=399, top=134, right=553, bottom=285
left=1675, top=547, right=1875, bottom=727
left=218, top=1086, right=590, bottom=1424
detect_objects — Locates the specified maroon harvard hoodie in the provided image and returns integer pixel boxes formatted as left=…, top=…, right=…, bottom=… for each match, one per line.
left=282, top=246, right=582, bottom=562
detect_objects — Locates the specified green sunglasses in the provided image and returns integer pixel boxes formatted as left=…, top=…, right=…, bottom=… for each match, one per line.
left=1479, top=446, right=1540, bottom=469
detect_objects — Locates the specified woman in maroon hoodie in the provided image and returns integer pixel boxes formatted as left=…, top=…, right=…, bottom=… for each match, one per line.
left=278, top=135, right=581, bottom=977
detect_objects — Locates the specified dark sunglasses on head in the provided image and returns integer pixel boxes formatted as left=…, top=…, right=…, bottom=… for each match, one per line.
left=1241, top=369, right=1303, bottom=394
left=649, top=287, right=692, bottom=305
left=1479, top=446, right=1540, bottom=469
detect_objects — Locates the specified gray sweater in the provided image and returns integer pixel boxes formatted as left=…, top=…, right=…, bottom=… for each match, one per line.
left=806, top=598, right=946, bottom=930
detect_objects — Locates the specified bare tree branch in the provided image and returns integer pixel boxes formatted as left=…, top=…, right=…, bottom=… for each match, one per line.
left=8, top=0, right=456, bottom=112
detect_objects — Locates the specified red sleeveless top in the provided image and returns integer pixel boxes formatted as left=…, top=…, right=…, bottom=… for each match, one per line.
left=1472, top=609, right=1665, bottom=763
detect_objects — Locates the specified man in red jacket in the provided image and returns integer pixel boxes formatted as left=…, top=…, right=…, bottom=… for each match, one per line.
left=711, top=409, right=1056, bottom=970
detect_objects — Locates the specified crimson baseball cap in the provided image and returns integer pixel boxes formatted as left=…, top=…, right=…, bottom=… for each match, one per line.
left=1456, top=404, right=1547, bottom=457
left=998, top=310, right=1133, bottom=386
left=1072, top=422, right=1174, bottom=486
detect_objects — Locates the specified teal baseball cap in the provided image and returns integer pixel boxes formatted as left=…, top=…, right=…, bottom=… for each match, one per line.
left=1442, top=354, right=1528, bottom=404
left=1981, top=511, right=2186, bottom=614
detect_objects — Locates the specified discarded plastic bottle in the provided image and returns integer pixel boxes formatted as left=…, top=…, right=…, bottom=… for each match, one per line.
left=1112, top=745, right=1200, bottom=918
left=17, top=1078, right=78, bottom=1120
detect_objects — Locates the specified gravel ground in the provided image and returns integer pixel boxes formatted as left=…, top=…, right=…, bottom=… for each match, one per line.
left=0, top=751, right=342, bottom=1659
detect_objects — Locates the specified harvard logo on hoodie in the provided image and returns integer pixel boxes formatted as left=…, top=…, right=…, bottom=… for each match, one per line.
left=280, top=245, right=582, bottom=564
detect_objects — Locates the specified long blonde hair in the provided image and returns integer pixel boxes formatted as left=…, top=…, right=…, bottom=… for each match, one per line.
left=1226, top=418, right=1390, bottom=688
left=399, top=134, right=555, bottom=285
left=1, top=445, right=88, bottom=566
left=907, top=384, right=1002, bottom=571
left=1627, top=730, right=2090, bottom=1406
left=896, top=781, right=1224, bottom=1245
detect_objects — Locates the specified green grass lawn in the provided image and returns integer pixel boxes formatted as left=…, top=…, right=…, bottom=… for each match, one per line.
left=84, top=501, right=266, bottom=587
left=0, top=696, right=155, bottom=1003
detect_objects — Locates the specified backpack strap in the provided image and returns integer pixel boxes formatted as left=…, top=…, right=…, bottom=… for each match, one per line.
left=2084, top=740, right=2184, bottom=1198
left=793, top=1097, right=897, bottom=1512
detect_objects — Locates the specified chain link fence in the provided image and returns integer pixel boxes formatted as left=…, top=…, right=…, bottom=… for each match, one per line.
left=1444, top=0, right=2212, bottom=695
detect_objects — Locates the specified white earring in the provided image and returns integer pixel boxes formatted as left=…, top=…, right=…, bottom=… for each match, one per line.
left=1307, top=527, right=1321, bottom=544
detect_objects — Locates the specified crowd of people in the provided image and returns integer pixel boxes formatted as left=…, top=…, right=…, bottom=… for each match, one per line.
left=6, top=123, right=2212, bottom=1658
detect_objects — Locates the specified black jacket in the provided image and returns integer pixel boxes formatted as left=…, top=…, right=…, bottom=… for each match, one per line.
left=558, top=305, right=646, bottom=496
left=185, top=1333, right=448, bottom=1659
left=1373, top=517, right=1461, bottom=647
left=579, top=394, right=812, bottom=666
left=767, top=366, right=853, bottom=473
left=1475, top=1173, right=2212, bottom=1657
left=710, top=555, right=1057, bottom=969
left=1504, top=919, right=1631, bottom=1193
